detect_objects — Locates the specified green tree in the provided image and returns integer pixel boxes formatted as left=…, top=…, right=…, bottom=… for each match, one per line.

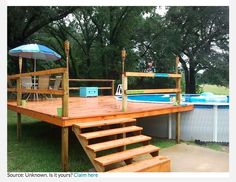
left=8, top=6, right=77, bottom=49
left=8, top=6, right=229, bottom=94
left=165, top=6, right=229, bottom=93
left=39, top=7, right=154, bottom=80
left=199, top=53, right=229, bottom=87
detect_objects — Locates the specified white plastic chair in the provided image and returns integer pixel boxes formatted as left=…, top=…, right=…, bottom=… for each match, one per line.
left=50, top=76, right=62, bottom=98
left=37, top=75, right=50, bottom=100
left=21, top=76, right=33, bottom=100
left=115, top=84, right=122, bottom=96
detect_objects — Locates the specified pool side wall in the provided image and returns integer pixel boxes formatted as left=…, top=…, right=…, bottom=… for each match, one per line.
left=137, top=106, right=229, bottom=143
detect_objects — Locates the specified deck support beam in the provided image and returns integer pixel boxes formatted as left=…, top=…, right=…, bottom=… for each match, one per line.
left=16, top=77, right=22, bottom=142
left=168, top=114, right=172, bottom=139
left=17, top=113, right=21, bottom=141
left=175, top=56, right=181, bottom=144
left=61, top=43, right=69, bottom=171
left=175, top=112, right=180, bottom=143
left=61, top=127, right=69, bottom=171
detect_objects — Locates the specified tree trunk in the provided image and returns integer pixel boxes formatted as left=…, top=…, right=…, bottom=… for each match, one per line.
left=86, top=56, right=91, bottom=78
left=184, top=69, right=190, bottom=93
left=181, top=56, right=197, bottom=94
left=178, top=56, right=191, bottom=93
left=189, top=65, right=196, bottom=94
left=184, top=62, right=196, bottom=94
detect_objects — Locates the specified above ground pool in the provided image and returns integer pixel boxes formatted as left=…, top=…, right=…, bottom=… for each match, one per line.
left=116, top=92, right=229, bottom=143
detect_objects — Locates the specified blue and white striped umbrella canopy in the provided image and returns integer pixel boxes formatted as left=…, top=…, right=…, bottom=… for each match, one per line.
left=9, top=44, right=61, bottom=61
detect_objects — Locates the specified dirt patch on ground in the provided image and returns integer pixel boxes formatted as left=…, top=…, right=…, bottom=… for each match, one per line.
left=159, top=143, right=229, bottom=172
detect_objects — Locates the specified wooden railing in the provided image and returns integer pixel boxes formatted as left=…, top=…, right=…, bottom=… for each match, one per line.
left=8, top=67, right=69, bottom=117
left=122, top=56, right=181, bottom=112
left=68, top=79, right=115, bottom=96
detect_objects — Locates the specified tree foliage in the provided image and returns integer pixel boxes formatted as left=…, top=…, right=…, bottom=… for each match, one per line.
left=8, top=6, right=77, bottom=48
left=7, top=6, right=229, bottom=93
left=165, top=6, right=229, bottom=93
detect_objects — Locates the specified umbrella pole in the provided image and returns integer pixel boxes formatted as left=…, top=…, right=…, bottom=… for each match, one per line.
left=34, top=59, right=36, bottom=100
left=19, top=57, right=22, bottom=74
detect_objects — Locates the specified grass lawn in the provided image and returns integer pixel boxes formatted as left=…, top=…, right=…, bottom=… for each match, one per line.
left=200, top=84, right=229, bottom=95
left=7, top=110, right=92, bottom=172
left=7, top=110, right=176, bottom=172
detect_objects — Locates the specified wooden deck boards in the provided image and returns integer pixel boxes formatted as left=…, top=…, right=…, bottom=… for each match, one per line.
left=7, top=96, right=194, bottom=127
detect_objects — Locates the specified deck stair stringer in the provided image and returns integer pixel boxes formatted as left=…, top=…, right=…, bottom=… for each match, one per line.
left=72, top=118, right=171, bottom=172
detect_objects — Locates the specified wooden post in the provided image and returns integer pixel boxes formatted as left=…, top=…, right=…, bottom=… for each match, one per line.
left=61, top=72, right=69, bottom=171
left=111, top=80, right=115, bottom=96
left=17, top=113, right=21, bottom=141
left=176, top=112, right=180, bottom=143
left=16, top=77, right=22, bottom=141
left=121, top=48, right=126, bottom=74
left=61, top=127, right=69, bottom=171
left=62, top=71, right=69, bottom=117
left=175, top=56, right=181, bottom=143
left=61, top=40, right=70, bottom=172
left=122, top=75, right=127, bottom=112
left=64, top=40, right=70, bottom=73
left=175, top=56, right=181, bottom=104
left=62, top=40, right=69, bottom=117
left=16, top=78, right=22, bottom=106
left=121, top=48, right=127, bottom=111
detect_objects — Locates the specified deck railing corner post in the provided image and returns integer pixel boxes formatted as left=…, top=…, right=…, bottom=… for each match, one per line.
left=16, top=77, right=22, bottom=106
left=111, top=80, right=115, bottom=96
left=122, top=74, right=127, bottom=112
left=16, top=76, right=22, bottom=141
left=62, top=70, right=69, bottom=117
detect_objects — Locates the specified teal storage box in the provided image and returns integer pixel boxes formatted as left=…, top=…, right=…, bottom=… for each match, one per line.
left=80, top=87, right=98, bottom=97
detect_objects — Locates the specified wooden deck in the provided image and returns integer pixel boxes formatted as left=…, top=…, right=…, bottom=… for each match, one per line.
left=8, top=96, right=193, bottom=172
left=8, top=96, right=193, bottom=127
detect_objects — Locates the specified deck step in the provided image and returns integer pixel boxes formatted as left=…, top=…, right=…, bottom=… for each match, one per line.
left=94, top=145, right=160, bottom=166
left=87, top=135, right=151, bottom=152
left=79, top=126, right=142, bottom=140
left=107, top=156, right=170, bottom=172
left=74, top=118, right=136, bottom=129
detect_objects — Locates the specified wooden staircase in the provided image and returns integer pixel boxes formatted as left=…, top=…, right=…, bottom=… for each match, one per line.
left=72, top=118, right=170, bottom=172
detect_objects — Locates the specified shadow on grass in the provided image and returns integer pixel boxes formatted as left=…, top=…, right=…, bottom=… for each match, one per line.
left=8, top=110, right=92, bottom=172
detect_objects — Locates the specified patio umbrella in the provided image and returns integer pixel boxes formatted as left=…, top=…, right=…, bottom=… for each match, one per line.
left=9, top=44, right=61, bottom=73
left=9, top=44, right=61, bottom=99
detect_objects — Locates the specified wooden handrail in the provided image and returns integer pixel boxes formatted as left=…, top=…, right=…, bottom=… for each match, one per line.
left=49, top=78, right=114, bottom=82
left=69, top=87, right=112, bottom=90
left=8, top=68, right=67, bottom=80
left=125, top=72, right=181, bottom=78
left=69, top=79, right=114, bottom=82
left=17, top=89, right=64, bottom=95
left=8, top=74, right=115, bottom=95
left=122, top=56, right=182, bottom=112
left=125, top=88, right=181, bottom=95
left=68, top=78, right=115, bottom=96
left=8, top=88, right=16, bottom=92
left=8, top=87, right=64, bottom=95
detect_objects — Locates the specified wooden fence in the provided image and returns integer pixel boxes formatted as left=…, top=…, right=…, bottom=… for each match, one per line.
left=68, top=79, right=115, bottom=96
left=8, top=67, right=69, bottom=117
left=8, top=68, right=115, bottom=117
left=122, top=56, right=181, bottom=112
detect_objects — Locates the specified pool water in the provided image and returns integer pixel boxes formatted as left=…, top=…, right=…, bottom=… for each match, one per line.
left=119, top=92, right=229, bottom=104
